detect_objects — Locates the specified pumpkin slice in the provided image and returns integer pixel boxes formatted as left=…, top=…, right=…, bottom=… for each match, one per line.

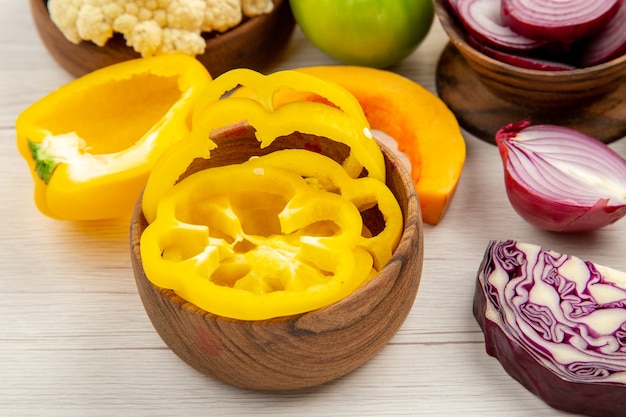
left=273, top=66, right=466, bottom=225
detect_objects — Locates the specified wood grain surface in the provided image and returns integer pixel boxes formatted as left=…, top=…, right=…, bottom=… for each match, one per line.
left=2, top=0, right=626, bottom=415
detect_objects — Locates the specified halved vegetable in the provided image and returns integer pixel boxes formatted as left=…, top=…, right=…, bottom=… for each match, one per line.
left=16, top=54, right=212, bottom=220
left=475, top=239, right=626, bottom=417
left=495, top=120, right=626, bottom=233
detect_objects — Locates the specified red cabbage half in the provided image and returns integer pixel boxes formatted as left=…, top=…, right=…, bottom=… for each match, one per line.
left=474, top=239, right=626, bottom=417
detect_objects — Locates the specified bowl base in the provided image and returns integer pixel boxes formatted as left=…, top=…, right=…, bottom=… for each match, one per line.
left=436, top=43, right=626, bottom=144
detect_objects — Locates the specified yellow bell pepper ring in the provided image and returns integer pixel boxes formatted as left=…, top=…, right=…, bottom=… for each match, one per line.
left=15, top=54, right=212, bottom=221
left=140, top=161, right=374, bottom=320
left=243, top=149, right=403, bottom=271
left=141, top=68, right=386, bottom=224
left=191, top=67, right=369, bottom=128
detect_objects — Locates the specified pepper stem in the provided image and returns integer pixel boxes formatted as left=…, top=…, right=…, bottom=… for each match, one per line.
left=27, top=139, right=59, bottom=185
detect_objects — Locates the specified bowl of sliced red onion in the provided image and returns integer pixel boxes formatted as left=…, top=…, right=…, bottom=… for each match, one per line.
left=435, top=0, right=626, bottom=143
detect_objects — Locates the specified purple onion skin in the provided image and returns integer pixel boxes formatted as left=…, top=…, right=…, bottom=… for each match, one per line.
left=474, top=240, right=626, bottom=417
left=496, top=120, right=626, bottom=233
left=504, top=175, right=626, bottom=233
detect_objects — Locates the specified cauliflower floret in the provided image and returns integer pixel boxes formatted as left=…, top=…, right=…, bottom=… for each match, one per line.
left=159, top=28, right=207, bottom=55
left=202, top=0, right=241, bottom=33
left=49, top=0, right=81, bottom=43
left=48, top=0, right=276, bottom=57
left=76, top=4, right=114, bottom=46
left=138, top=7, right=154, bottom=21
left=143, top=0, right=159, bottom=9
left=167, top=0, right=206, bottom=29
left=241, top=0, right=273, bottom=17
left=152, top=9, right=168, bottom=26
left=102, top=2, right=125, bottom=21
left=127, top=20, right=163, bottom=56
left=112, top=13, right=139, bottom=37
left=124, top=2, right=140, bottom=16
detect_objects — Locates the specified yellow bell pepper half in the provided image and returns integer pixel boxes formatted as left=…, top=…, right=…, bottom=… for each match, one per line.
left=140, top=158, right=374, bottom=320
left=141, top=68, right=386, bottom=224
left=16, top=54, right=212, bottom=220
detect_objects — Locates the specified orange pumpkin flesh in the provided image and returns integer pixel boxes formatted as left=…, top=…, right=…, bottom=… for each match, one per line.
left=276, top=66, right=466, bottom=225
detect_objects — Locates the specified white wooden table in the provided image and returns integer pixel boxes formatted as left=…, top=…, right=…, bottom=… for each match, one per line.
left=2, top=2, right=625, bottom=416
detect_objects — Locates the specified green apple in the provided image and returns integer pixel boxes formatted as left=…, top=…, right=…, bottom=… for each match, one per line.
left=289, top=0, right=435, bottom=68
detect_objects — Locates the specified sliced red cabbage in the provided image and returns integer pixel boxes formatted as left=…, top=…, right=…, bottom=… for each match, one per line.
left=501, top=0, right=622, bottom=43
left=475, top=239, right=626, bottom=417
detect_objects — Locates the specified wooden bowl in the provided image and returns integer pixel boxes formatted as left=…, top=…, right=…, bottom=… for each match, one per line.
left=29, top=0, right=295, bottom=78
left=434, top=0, right=626, bottom=143
left=129, top=125, right=424, bottom=391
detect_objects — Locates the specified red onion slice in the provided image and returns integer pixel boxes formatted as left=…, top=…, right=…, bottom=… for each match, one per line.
left=466, top=33, right=577, bottom=70
left=580, top=1, right=626, bottom=66
left=475, top=239, right=626, bottom=417
left=456, top=0, right=546, bottom=51
left=495, top=120, right=626, bottom=232
left=501, top=0, right=622, bottom=43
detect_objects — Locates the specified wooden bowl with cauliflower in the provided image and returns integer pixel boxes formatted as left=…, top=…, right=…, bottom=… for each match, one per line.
left=30, top=0, right=295, bottom=77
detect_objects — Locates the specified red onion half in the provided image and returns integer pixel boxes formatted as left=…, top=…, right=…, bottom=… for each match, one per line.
left=456, top=0, right=546, bottom=52
left=501, top=0, right=622, bottom=43
left=474, top=240, right=626, bottom=417
left=495, top=120, right=626, bottom=233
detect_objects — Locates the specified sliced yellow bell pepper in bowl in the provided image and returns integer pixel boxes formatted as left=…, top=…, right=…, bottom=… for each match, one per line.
left=141, top=68, right=387, bottom=223
left=130, top=68, right=423, bottom=390
left=141, top=154, right=375, bottom=321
